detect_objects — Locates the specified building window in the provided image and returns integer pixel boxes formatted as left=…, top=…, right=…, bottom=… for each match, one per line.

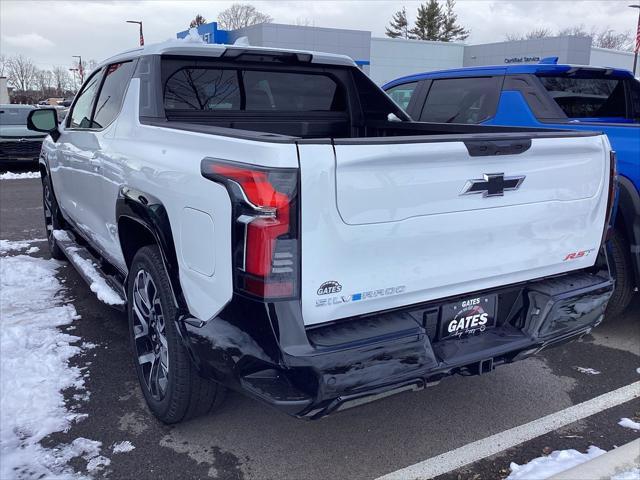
left=203, top=33, right=211, bottom=43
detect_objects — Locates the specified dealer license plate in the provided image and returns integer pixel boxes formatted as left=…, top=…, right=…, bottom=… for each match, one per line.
left=440, top=295, right=497, bottom=340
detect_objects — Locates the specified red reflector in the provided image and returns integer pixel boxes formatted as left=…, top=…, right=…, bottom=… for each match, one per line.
left=243, top=276, right=293, bottom=298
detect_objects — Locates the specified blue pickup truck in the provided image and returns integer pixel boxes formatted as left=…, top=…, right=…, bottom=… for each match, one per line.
left=384, top=61, right=639, bottom=316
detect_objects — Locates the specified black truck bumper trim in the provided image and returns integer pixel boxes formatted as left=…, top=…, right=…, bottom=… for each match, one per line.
left=181, top=267, right=613, bottom=419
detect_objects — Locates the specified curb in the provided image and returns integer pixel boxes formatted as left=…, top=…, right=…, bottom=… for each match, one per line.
left=549, top=438, right=640, bottom=480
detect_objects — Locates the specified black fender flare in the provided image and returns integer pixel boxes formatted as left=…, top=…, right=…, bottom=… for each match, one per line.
left=115, top=186, right=187, bottom=312
left=615, top=175, right=640, bottom=283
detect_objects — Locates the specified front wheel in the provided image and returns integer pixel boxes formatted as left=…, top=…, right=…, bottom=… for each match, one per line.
left=42, top=174, right=66, bottom=260
left=127, top=245, right=226, bottom=424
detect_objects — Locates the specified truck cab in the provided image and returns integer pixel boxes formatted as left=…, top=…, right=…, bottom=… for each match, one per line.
left=384, top=61, right=640, bottom=316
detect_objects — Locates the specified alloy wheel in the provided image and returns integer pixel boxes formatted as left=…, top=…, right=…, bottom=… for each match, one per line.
left=132, top=269, right=170, bottom=400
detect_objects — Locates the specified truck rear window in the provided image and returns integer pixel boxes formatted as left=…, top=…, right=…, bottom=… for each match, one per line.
left=538, top=76, right=626, bottom=119
left=164, top=67, right=345, bottom=112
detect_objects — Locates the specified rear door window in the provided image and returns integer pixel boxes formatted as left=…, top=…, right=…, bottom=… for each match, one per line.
left=419, top=77, right=502, bottom=124
left=538, top=76, right=627, bottom=119
left=385, top=82, right=418, bottom=111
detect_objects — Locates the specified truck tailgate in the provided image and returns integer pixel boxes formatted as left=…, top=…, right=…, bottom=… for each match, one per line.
left=298, top=134, right=610, bottom=326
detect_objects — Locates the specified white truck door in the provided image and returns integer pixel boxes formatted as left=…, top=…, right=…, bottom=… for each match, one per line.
left=55, top=69, right=108, bottom=248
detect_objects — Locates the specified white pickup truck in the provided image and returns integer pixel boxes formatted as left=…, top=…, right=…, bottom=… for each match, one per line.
left=28, top=41, right=615, bottom=423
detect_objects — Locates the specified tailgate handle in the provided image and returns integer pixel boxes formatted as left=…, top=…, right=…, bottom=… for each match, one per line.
left=465, top=139, right=532, bottom=157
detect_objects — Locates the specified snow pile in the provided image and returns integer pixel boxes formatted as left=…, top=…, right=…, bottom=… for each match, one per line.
left=0, top=171, right=41, bottom=180
left=618, top=418, right=640, bottom=431
left=574, top=367, right=601, bottom=375
left=67, top=248, right=124, bottom=305
left=0, top=238, right=46, bottom=254
left=181, top=27, right=205, bottom=43
left=0, top=253, right=107, bottom=478
left=112, top=440, right=135, bottom=454
left=612, top=468, right=640, bottom=480
left=506, top=446, right=606, bottom=480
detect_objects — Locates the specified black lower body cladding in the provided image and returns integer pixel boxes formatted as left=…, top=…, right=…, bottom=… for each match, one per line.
left=179, top=260, right=613, bottom=419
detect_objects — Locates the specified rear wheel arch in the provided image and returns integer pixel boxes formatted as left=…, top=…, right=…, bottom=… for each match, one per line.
left=116, top=188, right=186, bottom=311
left=615, top=175, right=640, bottom=272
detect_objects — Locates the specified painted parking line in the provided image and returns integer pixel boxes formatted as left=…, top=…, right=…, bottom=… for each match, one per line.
left=377, top=381, right=640, bottom=480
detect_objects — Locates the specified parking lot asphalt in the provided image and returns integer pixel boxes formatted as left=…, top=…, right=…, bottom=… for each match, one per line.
left=1, top=174, right=639, bottom=480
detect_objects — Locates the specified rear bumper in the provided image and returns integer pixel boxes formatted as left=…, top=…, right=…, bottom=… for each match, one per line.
left=180, top=265, right=613, bottom=419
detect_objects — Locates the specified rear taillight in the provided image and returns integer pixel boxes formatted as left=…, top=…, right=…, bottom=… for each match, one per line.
left=601, top=150, right=618, bottom=247
left=201, top=159, right=299, bottom=300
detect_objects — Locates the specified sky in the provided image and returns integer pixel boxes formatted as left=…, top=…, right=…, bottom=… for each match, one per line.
left=1, top=0, right=638, bottom=71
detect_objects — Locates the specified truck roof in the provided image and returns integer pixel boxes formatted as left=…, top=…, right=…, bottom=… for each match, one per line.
left=383, top=63, right=636, bottom=89
left=100, top=40, right=357, bottom=69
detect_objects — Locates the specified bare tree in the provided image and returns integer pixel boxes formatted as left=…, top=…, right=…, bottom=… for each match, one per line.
left=52, top=66, right=71, bottom=95
left=190, top=14, right=207, bottom=28
left=6, top=55, right=37, bottom=91
left=0, top=54, right=7, bottom=77
left=217, top=3, right=273, bottom=31
left=505, top=28, right=553, bottom=41
left=509, top=25, right=633, bottom=51
left=34, top=69, right=53, bottom=94
left=294, top=17, right=314, bottom=27
left=594, top=29, right=633, bottom=51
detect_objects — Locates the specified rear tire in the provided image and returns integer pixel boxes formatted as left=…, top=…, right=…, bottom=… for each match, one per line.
left=606, top=229, right=635, bottom=317
left=127, top=245, right=226, bottom=424
left=42, top=174, right=66, bottom=260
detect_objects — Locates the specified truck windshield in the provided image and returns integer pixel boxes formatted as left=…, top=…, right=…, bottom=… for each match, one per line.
left=537, top=75, right=631, bottom=121
left=0, top=108, right=32, bottom=125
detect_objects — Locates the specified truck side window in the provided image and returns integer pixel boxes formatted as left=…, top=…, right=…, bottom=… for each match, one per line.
left=68, top=70, right=103, bottom=129
left=92, top=61, right=136, bottom=129
left=385, top=82, right=418, bottom=111
left=538, top=76, right=627, bottom=120
left=419, top=77, right=501, bottom=124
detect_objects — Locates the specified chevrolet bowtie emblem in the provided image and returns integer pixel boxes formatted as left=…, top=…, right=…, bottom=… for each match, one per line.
left=460, top=173, right=525, bottom=197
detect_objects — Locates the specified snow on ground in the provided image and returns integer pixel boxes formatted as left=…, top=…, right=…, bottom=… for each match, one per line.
left=0, top=244, right=108, bottom=478
left=506, top=446, right=606, bottom=480
left=612, top=468, right=640, bottom=480
left=574, top=366, right=601, bottom=375
left=112, top=441, right=135, bottom=454
left=0, top=171, right=41, bottom=180
left=618, top=418, right=640, bottom=431
left=0, top=238, right=46, bottom=254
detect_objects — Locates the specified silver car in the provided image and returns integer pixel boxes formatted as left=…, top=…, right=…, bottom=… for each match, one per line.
left=0, top=104, right=46, bottom=165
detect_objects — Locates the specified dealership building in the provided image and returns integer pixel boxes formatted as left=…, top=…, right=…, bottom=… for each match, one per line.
left=177, top=22, right=638, bottom=85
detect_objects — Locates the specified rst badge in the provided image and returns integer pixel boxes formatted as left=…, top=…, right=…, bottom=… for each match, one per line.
left=460, top=173, right=525, bottom=197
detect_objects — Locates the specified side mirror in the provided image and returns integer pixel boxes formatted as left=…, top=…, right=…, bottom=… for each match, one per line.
left=27, top=108, right=60, bottom=142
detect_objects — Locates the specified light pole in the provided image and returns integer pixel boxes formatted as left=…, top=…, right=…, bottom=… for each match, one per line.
left=630, top=4, right=640, bottom=76
left=126, top=20, right=144, bottom=46
left=72, top=55, right=84, bottom=84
